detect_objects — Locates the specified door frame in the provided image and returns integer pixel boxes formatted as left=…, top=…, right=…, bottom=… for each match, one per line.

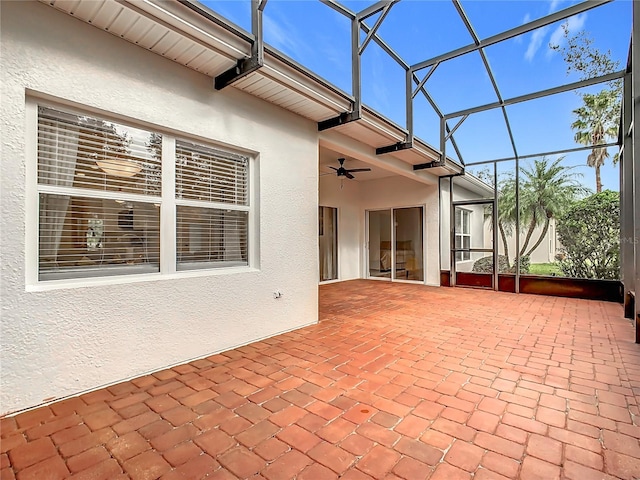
left=319, top=205, right=339, bottom=284
left=450, top=198, right=498, bottom=290
left=365, top=205, right=426, bottom=284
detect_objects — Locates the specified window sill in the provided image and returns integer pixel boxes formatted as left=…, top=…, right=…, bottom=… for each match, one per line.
left=26, top=266, right=260, bottom=292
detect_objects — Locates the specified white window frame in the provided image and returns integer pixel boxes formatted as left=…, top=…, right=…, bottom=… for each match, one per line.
left=25, top=98, right=257, bottom=289
left=174, top=139, right=250, bottom=271
left=455, top=208, right=471, bottom=262
left=34, top=104, right=163, bottom=282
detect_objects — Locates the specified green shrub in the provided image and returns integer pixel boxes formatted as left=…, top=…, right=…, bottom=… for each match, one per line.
left=472, top=255, right=529, bottom=274
left=556, top=190, right=620, bottom=280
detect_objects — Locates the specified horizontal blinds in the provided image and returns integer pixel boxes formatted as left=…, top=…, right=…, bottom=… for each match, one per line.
left=35, top=105, right=253, bottom=280
left=39, top=193, right=160, bottom=279
left=37, top=106, right=162, bottom=197
left=176, top=140, right=248, bottom=205
left=462, top=210, right=470, bottom=234
left=176, top=205, right=248, bottom=269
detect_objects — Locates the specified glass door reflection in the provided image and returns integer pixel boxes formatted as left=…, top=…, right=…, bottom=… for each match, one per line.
left=368, top=209, right=392, bottom=279
left=394, top=207, right=423, bottom=281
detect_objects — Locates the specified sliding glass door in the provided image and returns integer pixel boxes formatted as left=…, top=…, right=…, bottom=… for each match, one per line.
left=367, top=207, right=423, bottom=282
left=395, top=207, right=424, bottom=281
left=368, top=210, right=392, bottom=278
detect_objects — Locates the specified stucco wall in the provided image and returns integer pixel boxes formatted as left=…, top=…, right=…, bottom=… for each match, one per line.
left=360, top=177, right=439, bottom=285
left=1, top=1, right=319, bottom=414
left=440, top=179, right=490, bottom=272
left=319, top=175, right=362, bottom=281
left=486, top=220, right=559, bottom=265
left=319, top=174, right=439, bottom=286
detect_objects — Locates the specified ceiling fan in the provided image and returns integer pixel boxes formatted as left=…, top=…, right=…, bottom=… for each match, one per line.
left=327, top=158, right=371, bottom=179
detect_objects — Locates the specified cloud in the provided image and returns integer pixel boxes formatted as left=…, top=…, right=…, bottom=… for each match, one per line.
left=547, top=13, right=587, bottom=57
left=263, top=13, right=306, bottom=59
left=548, top=0, right=562, bottom=13
left=515, top=13, right=531, bottom=44
left=524, top=6, right=587, bottom=62
left=524, top=26, right=549, bottom=61
left=549, top=13, right=587, bottom=47
left=522, top=0, right=570, bottom=60
left=368, top=48, right=390, bottom=113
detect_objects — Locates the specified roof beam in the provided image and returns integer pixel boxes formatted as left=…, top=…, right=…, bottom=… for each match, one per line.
left=214, top=0, right=265, bottom=89
left=412, top=63, right=439, bottom=99
left=356, top=0, right=394, bottom=21
left=411, top=0, right=611, bottom=72
left=325, top=2, right=459, bottom=159
left=359, top=19, right=407, bottom=69
left=318, top=1, right=398, bottom=131
left=318, top=111, right=361, bottom=131
left=176, top=0, right=253, bottom=42
left=452, top=0, right=519, bottom=160
left=464, top=141, right=620, bottom=166
left=445, top=70, right=626, bottom=119
left=319, top=0, right=356, bottom=19
left=376, top=142, right=412, bottom=155
left=410, top=73, right=464, bottom=164
left=445, top=115, right=467, bottom=142
left=358, top=1, right=396, bottom=55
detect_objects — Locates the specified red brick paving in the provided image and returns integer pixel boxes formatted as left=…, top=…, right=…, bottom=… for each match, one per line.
left=2, top=280, right=640, bottom=479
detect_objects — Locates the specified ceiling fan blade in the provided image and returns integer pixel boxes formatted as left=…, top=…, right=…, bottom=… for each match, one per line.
left=319, top=172, right=334, bottom=177
left=346, top=168, right=371, bottom=173
left=345, top=172, right=355, bottom=179
left=328, top=166, right=339, bottom=171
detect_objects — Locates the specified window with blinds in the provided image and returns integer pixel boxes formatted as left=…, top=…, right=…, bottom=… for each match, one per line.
left=34, top=104, right=254, bottom=281
left=37, top=106, right=161, bottom=280
left=175, top=140, right=250, bottom=270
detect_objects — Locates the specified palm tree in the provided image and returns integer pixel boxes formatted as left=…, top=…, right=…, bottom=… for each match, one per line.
left=484, top=157, right=588, bottom=269
left=518, top=157, right=589, bottom=257
left=495, top=176, right=518, bottom=268
left=571, top=89, right=620, bottom=193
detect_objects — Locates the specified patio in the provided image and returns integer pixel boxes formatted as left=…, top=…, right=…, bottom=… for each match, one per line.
left=2, top=280, right=639, bottom=480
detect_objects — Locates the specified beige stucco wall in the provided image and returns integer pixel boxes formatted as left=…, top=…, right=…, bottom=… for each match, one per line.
left=1, top=1, right=319, bottom=414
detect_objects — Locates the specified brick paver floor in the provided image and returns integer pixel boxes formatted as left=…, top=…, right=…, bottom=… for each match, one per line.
left=2, top=280, right=640, bottom=479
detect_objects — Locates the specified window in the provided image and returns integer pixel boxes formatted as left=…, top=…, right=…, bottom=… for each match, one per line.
left=455, top=208, right=471, bottom=262
left=175, top=140, right=249, bottom=270
left=37, top=106, right=161, bottom=280
left=35, top=104, right=252, bottom=282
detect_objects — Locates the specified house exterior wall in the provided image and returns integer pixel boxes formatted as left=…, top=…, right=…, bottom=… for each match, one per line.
left=319, top=175, right=440, bottom=286
left=319, top=175, right=362, bottom=281
left=487, top=220, right=559, bottom=265
left=442, top=176, right=559, bottom=272
left=440, top=179, right=491, bottom=273
left=360, top=177, right=440, bottom=286
left=1, top=1, right=319, bottom=414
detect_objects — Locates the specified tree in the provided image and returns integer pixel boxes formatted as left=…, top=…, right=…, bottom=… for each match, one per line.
left=495, top=174, right=518, bottom=267
left=78, top=116, right=132, bottom=164
left=550, top=24, right=621, bottom=193
left=145, top=132, right=162, bottom=195
left=550, top=24, right=621, bottom=89
left=556, top=190, right=620, bottom=279
left=517, top=157, right=588, bottom=257
left=571, top=89, right=619, bottom=193
left=482, top=157, right=587, bottom=269
left=472, top=167, right=517, bottom=266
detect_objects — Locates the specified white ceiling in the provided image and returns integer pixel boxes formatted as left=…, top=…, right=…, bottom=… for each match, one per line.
left=319, top=146, right=397, bottom=182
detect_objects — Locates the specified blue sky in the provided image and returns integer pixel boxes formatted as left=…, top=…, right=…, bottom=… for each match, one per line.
left=201, top=0, right=631, bottom=192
